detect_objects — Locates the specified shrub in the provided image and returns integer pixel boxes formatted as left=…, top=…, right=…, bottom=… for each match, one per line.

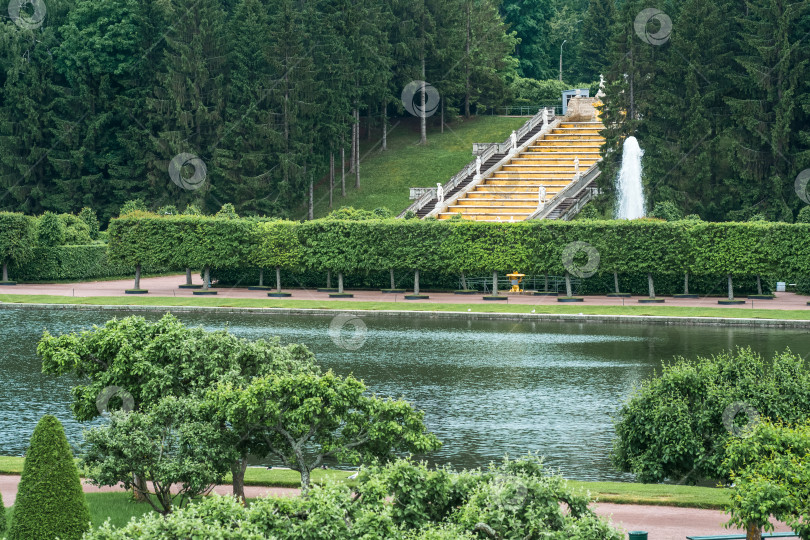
left=215, top=203, right=239, bottom=219
left=796, top=206, right=810, bottom=223
left=119, top=198, right=147, bottom=216
left=9, top=415, right=90, bottom=540
left=36, top=211, right=66, bottom=246
left=59, top=214, right=93, bottom=245
left=78, top=207, right=101, bottom=240
left=649, top=200, right=683, bottom=221
left=0, top=490, right=5, bottom=535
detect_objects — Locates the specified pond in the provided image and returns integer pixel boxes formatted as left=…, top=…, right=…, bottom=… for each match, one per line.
left=1, top=307, right=808, bottom=481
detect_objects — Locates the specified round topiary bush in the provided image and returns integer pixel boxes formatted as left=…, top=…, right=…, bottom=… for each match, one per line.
left=796, top=206, right=810, bottom=223
left=9, top=415, right=90, bottom=540
left=36, top=211, right=66, bottom=247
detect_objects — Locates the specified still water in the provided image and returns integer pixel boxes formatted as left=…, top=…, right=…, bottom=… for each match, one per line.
left=1, top=307, right=808, bottom=481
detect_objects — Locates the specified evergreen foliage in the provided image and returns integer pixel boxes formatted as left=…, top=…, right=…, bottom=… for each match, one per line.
left=36, top=211, right=66, bottom=247
left=8, top=415, right=90, bottom=540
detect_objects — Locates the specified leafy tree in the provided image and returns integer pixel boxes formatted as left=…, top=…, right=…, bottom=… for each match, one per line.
left=83, top=396, right=239, bottom=515
left=612, top=347, right=810, bottom=484
left=207, top=370, right=442, bottom=492
left=38, top=313, right=316, bottom=498
left=251, top=220, right=303, bottom=292
left=724, top=421, right=810, bottom=540
left=0, top=212, right=35, bottom=282
left=797, top=207, right=810, bottom=223
left=59, top=213, right=93, bottom=244
left=119, top=198, right=147, bottom=216
left=215, top=202, right=239, bottom=219
left=8, top=415, right=90, bottom=540
left=500, top=0, right=555, bottom=79
left=36, top=211, right=66, bottom=246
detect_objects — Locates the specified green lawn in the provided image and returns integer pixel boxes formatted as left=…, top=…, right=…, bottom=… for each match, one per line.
left=303, top=115, right=528, bottom=219
left=2, top=293, right=809, bottom=321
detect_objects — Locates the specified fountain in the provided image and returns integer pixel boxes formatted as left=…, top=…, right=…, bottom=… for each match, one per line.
left=615, top=136, right=645, bottom=219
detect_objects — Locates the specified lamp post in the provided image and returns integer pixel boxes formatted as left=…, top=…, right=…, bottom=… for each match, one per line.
left=559, top=40, right=567, bottom=82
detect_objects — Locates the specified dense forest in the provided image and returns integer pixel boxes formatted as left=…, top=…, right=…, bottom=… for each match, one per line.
left=1, top=0, right=808, bottom=223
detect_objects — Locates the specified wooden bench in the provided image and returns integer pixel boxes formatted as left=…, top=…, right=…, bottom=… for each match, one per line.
left=686, top=533, right=798, bottom=540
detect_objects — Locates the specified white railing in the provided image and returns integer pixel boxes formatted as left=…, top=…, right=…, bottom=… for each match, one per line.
left=398, top=108, right=555, bottom=218
left=528, top=163, right=602, bottom=220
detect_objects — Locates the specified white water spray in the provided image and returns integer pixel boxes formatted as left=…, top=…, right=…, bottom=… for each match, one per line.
left=615, top=136, right=646, bottom=219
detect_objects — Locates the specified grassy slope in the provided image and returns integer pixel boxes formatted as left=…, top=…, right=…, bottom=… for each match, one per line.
left=1, top=294, right=809, bottom=320
left=303, top=116, right=527, bottom=219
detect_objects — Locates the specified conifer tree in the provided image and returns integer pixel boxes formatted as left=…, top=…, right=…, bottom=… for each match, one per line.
left=578, top=0, right=615, bottom=83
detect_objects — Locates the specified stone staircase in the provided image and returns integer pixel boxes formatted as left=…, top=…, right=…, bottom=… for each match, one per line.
left=437, top=121, right=604, bottom=221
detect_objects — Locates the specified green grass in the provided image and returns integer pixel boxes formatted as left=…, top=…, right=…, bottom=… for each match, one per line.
left=2, top=293, right=809, bottom=321
left=567, top=480, right=729, bottom=509
left=304, top=116, right=528, bottom=218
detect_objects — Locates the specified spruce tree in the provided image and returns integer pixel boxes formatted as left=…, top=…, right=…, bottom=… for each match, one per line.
left=578, top=0, right=615, bottom=83
left=500, top=0, right=555, bottom=79
left=9, top=415, right=90, bottom=540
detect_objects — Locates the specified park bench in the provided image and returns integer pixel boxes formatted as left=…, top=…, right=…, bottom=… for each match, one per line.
left=685, top=533, right=798, bottom=540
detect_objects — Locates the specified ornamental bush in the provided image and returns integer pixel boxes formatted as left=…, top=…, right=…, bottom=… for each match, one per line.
left=0, top=490, right=5, bottom=535
left=36, top=211, right=66, bottom=247
left=8, top=415, right=90, bottom=540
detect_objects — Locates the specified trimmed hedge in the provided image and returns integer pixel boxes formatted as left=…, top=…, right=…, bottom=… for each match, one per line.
left=9, top=415, right=90, bottom=540
left=9, top=245, right=167, bottom=282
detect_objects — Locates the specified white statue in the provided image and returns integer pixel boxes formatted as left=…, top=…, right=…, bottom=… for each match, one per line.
left=510, top=131, right=518, bottom=152
left=575, top=88, right=581, bottom=98
left=475, top=155, right=482, bottom=176
left=436, top=183, right=444, bottom=205
left=542, top=108, right=549, bottom=128
left=538, top=185, right=547, bottom=206
left=597, top=74, right=606, bottom=98
left=574, top=157, right=580, bottom=178
left=509, top=216, right=514, bottom=223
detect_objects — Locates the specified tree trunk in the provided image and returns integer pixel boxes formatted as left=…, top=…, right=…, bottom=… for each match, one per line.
left=341, top=146, right=346, bottom=196
left=461, top=271, right=468, bottom=290
left=308, top=180, right=314, bottom=220
left=329, top=152, right=334, bottom=208
left=648, top=272, right=655, bottom=299
left=419, top=56, right=427, bottom=144
left=441, top=97, right=444, bottom=133
left=276, top=266, right=282, bottom=293
left=565, top=271, right=572, bottom=298
left=728, top=274, right=734, bottom=300
left=544, top=272, right=549, bottom=292
left=614, top=271, right=620, bottom=294
left=300, top=467, right=312, bottom=495
left=133, top=474, right=148, bottom=502
left=390, top=268, right=395, bottom=289
left=338, top=272, right=344, bottom=294
left=350, top=113, right=356, bottom=172
left=684, top=272, right=689, bottom=295
left=231, top=457, right=248, bottom=503
left=746, top=522, right=762, bottom=540
left=382, top=102, right=387, bottom=151
left=414, top=269, right=420, bottom=295
left=326, top=270, right=331, bottom=289
left=2, top=261, right=8, bottom=282
left=355, top=108, right=360, bottom=189
left=492, top=270, right=498, bottom=295
left=134, top=264, right=142, bottom=290
left=756, top=275, right=762, bottom=295
left=185, top=267, right=192, bottom=286
left=258, top=268, right=264, bottom=287
left=203, top=265, right=211, bottom=290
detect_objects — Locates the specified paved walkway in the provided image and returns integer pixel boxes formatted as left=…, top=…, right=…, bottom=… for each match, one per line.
left=1, top=274, right=807, bottom=311
left=0, top=474, right=791, bottom=539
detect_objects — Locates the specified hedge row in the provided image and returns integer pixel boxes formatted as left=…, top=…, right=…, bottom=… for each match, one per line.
left=107, top=216, right=810, bottom=278
left=8, top=246, right=168, bottom=282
